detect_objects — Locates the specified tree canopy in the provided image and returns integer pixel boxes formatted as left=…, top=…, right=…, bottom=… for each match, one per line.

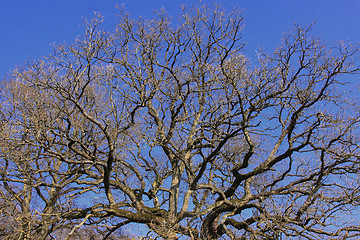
left=1, top=4, right=360, bottom=239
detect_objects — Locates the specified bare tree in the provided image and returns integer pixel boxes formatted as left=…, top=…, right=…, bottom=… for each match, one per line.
left=1, top=3, right=360, bottom=239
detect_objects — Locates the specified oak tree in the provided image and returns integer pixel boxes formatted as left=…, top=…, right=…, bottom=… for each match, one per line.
left=1, top=4, right=360, bottom=239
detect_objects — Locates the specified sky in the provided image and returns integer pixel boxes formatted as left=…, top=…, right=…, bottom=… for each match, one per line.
left=1, top=0, right=360, bottom=79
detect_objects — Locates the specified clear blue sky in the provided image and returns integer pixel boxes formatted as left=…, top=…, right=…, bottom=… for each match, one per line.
left=1, top=0, right=359, bottom=78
